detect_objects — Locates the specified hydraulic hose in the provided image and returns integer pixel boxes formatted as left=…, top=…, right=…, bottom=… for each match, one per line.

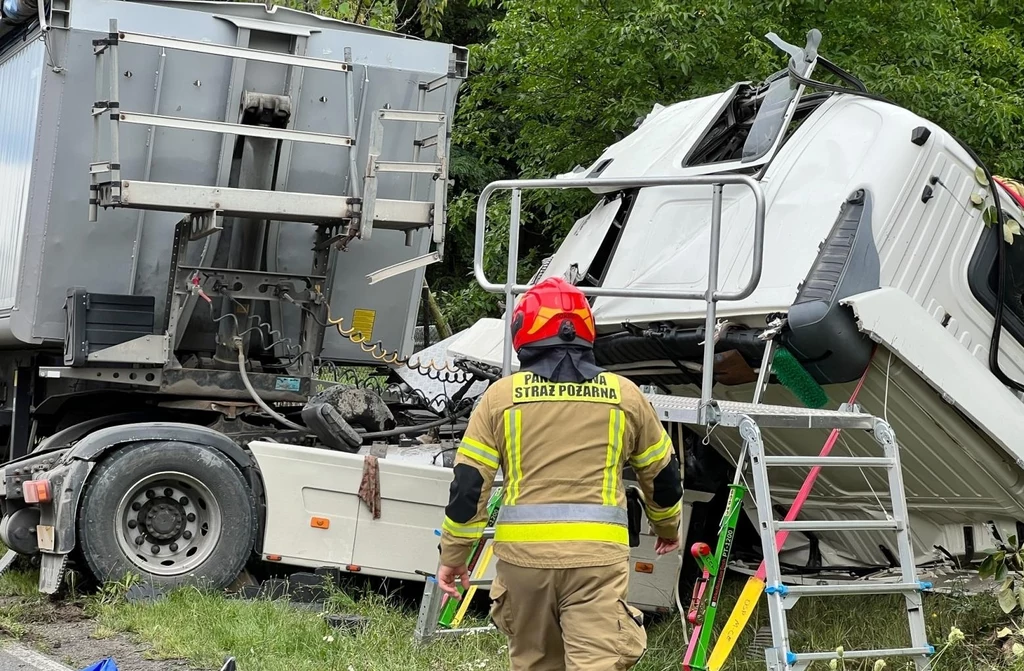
left=358, top=405, right=473, bottom=441
left=674, top=548, right=690, bottom=646
left=235, top=342, right=308, bottom=433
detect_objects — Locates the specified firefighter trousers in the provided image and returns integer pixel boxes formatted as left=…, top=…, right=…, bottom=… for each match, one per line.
left=488, top=558, right=647, bottom=671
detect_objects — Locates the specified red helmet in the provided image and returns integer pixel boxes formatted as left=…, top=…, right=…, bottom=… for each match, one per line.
left=510, top=277, right=596, bottom=351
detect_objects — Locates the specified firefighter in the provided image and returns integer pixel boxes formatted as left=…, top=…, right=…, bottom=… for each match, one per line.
left=437, top=276, right=684, bottom=671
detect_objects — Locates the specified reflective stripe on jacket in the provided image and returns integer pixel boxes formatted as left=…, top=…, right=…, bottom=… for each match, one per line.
left=439, top=370, right=683, bottom=570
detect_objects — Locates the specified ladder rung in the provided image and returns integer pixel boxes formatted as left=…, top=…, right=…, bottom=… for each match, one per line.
left=374, top=161, right=443, bottom=175
left=378, top=109, right=447, bottom=124
left=775, top=519, right=901, bottom=532
left=778, top=581, right=929, bottom=597
left=763, top=456, right=894, bottom=468
left=374, top=199, right=433, bottom=228
left=101, top=180, right=357, bottom=223
left=790, top=646, right=933, bottom=663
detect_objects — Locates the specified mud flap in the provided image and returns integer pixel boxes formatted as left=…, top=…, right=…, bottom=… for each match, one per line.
left=39, top=552, right=68, bottom=594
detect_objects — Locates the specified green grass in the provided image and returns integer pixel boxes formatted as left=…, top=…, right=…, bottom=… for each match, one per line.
left=90, top=588, right=506, bottom=671
left=0, top=565, right=1022, bottom=671
left=0, top=565, right=43, bottom=600
left=84, top=576, right=1024, bottom=671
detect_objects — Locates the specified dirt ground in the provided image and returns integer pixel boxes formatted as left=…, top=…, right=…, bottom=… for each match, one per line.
left=0, top=597, right=194, bottom=671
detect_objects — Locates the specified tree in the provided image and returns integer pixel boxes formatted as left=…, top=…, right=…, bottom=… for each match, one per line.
left=431, top=0, right=1024, bottom=328
left=257, top=0, right=449, bottom=35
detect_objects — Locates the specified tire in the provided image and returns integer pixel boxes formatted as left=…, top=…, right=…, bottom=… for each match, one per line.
left=76, top=440, right=256, bottom=590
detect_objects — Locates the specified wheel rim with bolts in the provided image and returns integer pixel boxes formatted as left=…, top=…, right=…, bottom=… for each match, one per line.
left=113, top=470, right=223, bottom=577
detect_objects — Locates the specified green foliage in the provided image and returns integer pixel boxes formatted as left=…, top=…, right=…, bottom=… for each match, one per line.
left=979, top=534, right=1024, bottom=614
left=252, top=0, right=443, bottom=32
left=432, top=0, right=1024, bottom=323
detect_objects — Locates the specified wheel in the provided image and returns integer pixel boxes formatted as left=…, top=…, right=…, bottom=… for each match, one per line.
left=77, top=440, right=256, bottom=589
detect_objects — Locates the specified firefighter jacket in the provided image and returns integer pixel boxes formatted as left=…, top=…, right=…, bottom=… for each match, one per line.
left=439, top=370, right=684, bottom=570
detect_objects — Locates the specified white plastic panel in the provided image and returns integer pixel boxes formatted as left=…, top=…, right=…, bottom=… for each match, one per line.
left=251, top=442, right=361, bottom=567
left=875, top=122, right=1024, bottom=381
left=537, top=197, right=621, bottom=283
left=0, top=39, right=44, bottom=311
left=348, top=455, right=457, bottom=578
left=695, top=287, right=1024, bottom=566
left=252, top=440, right=460, bottom=579
left=592, top=182, right=765, bottom=325
left=585, top=91, right=731, bottom=186
left=446, top=318, right=516, bottom=371
left=843, top=287, right=1024, bottom=471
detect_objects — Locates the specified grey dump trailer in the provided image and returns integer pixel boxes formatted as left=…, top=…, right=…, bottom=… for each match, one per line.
left=0, top=0, right=687, bottom=610
left=0, top=0, right=476, bottom=592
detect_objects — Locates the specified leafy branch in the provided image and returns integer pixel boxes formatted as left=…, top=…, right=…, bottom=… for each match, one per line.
left=979, top=534, right=1024, bottom=614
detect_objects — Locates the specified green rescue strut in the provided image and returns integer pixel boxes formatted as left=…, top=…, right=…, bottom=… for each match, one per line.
left=681, top=483, right=746, bottom=671
left=438, top=486, right=503, bottom=628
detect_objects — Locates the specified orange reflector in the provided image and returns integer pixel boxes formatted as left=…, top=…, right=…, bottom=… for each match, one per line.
left=346, top=564, right=361, bottom=573
left=22, top=480, right=52, bottom=504
left=634, top=561, right=654, bottom=574
left=310, top=517, right=330, bottom=529
left=266, top=555, right=282, bottom=561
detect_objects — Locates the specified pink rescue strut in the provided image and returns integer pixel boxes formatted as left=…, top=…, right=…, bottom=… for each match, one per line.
left=753, top=360, right=872, bottom=581
left=682, top=354, right=873, bottom=667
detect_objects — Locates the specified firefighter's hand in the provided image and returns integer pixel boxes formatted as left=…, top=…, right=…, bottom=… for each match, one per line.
left=655, top=535, right=681, bottom=555
left=437, top=564, right=470, bottom=599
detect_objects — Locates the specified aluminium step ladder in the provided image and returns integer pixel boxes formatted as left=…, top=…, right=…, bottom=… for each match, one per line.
left=414, top=526, right=499, bottom=643
left=648, top=395, right=933, bottom=671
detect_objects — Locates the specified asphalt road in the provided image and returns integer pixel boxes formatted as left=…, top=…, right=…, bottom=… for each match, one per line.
left=0, top=644, right=73, bottom=671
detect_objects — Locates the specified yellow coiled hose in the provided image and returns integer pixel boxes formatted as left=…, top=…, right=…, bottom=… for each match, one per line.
left=325, top=306, right=468, bottom=377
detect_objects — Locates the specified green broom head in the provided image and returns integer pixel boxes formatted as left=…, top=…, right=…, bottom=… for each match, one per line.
left=771, top=346, right=828, bottom=409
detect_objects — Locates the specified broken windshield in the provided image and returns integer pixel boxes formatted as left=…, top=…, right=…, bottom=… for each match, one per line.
left=741, top=75, right=799, bottom=162
left=681, top=29, right=824, bottom=173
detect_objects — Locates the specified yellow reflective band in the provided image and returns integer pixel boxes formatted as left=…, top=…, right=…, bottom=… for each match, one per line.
left=494, top=521, right=629, bottom=545
left=442, top=517, right=486, bottom=539
left=602, top=408, right=625, bottom=506
left=511, top=371, right=622, bottom=405
left=503, top=408, right=523, bottom=505
left=647, top=500, right=682, bottom=522
left=631, top=432, right=670, bottom=469
left=458, top=438, right=500, bottom=469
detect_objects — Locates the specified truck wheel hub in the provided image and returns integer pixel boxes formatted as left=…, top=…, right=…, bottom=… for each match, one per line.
left=114, top=471, right=223, bottom=577
left=142, top=500, right=184, bottom=541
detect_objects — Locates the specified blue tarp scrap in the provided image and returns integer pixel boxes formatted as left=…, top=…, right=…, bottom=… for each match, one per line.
left=78, top=658, right=118, bottom=671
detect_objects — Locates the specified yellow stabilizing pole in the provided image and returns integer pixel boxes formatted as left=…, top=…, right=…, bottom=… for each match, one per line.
left=451, top=543, right=496, bottom=628
left=707, top=577, right=765, bottom=669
